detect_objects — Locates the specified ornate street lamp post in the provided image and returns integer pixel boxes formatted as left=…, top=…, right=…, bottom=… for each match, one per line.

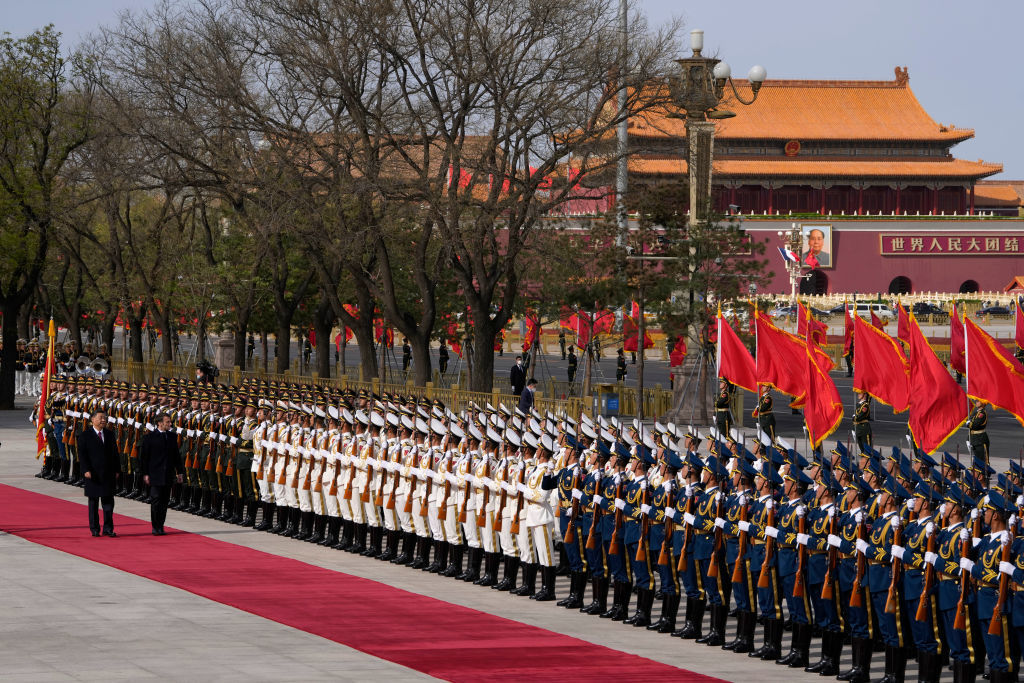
left=778, top=223, right=812, bottom=303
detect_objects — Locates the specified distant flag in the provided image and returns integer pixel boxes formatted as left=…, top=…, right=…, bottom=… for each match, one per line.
left=965, top=318, right=1024, bottom=426
left=778, top=246, right=798, bottom=264
left=803, top=252, right=820, bottom=269
left=907, top=313, right=967, bottom=453
left=669, top=336, right=687, bottom=367
left=36, top=319, right=57, bottom=459
left=950, top=302, right=966, bottom=375
left=870, top=310, right=886, bottom=330
left=843, top=301, right=854, bottom=356
left=717, top=312, right=757, bottom=392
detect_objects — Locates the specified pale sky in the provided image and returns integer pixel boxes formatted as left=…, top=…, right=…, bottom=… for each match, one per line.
left=5, top=0, right=1022, bottom=177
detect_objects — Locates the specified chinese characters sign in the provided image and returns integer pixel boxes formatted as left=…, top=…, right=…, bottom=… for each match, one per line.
left=880, top=234, right=1022, bottom=256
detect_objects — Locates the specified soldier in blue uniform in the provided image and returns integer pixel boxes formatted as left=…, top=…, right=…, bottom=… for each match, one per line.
left=622, top=443, right=656, bottom=627
left=748, top=458, right=784, bottom=661
left=579, top=434, right=611, bottom=616
left=776, top=462, right=815, bottom=669
left=693, top=452, right=731, bottom=646
left=804, top=465, right=844, bottom=675
left=598, top=446, right=632, bottom=621
left=971, top=490, right=1019, bottom=682
left=722, top=455, right=757, bottom=654
left=555, top=436, right=586, bottom=609
left=647, top=448, right=682, bottom=633
left=897, top=482, right=943, bottom=683
left=934, top=484, right=981, bottom=683
left=834, top=464, right=874, bottom=683
left=672, top=442, right=706, bottom=639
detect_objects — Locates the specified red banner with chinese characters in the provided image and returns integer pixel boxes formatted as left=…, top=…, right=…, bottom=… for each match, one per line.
left=880, top=234, right=1024, bottom=256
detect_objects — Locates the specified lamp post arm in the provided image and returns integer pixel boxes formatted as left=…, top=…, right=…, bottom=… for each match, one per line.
left=725, top=78, right=759, bottom=106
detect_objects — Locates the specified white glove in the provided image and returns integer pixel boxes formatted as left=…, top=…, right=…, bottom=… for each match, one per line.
left=738, top=494, right=747, bottom=506
left=572, top=489, right=583, bottom=500
left=796, top=505, right=806, bottom=518
left=614, top=498, right=626, bottom=510
left=855, top=511, right=864, bottom=524
left=828, top=534, right=842, bottom=548
left=891, top=545, right=905, bottom=561
left=1010, top=514, right=1018, bottom=529
left=938, top=503, right=947, bottom=518
left=973, top=537, right=982, bottom=548
left=230, top=437, right=238, bottom=445
left=683, top=512, right=696, bottom=526
left=906, top=499, right=916, bottom=512
left=593, top=494, right=604, bottom=505
left=715, top=491, right=721, bottom=503
left=684, top=484, right=694, bottom=497
left=828, top=507, right=836, bottom=519
left=739, top=520, right=751, bottom=533
left=960, top=528, right=970, bottom=541
left=1018, top=495, right=1024, bottom=508
left=971, top=508, right=980, bottom=520
left=641, top=504, right=652, bottom=515
left=765, top=499, right=774, bottom=510
left=666, top=507, right=677, bottom=520
left=891, top=515, right=901, bottom=530
left=715, top=517, right=726, bottom=529
left=856, top=538, right=870, bottom=555
left=925, top=551, right=938, bottom=566
left=925, top=522, right=935, bottom=537
left=797, top=533, right=810, bottom=546
left=765, top=526, right=779, bottom=539
left=959, top=557, right=975, bottom=573
left=1000, top=561, right=1016, bottom=577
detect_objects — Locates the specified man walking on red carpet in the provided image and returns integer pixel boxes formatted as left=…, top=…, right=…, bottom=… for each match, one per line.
left=79, top=409, right=122, bottom=537
left=140, top=413, right=184, bottom=535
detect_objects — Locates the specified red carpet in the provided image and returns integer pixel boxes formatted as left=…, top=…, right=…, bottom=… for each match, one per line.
left=0, top=484, right=720, bottom=682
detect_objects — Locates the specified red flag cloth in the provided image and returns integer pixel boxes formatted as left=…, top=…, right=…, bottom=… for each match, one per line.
left=853, top=313, right=910, bottom=413
left=35, top=323, right=57, bottom=458
left=445, top=322, right=463, bottom=357
left=717, top=314, right=757, bottom=392
left=870, top=310, right=886, bottom=330
left=631, top=301, right=640, bottom=320
left=623, top=314, right=654, bottom=352
left=907, top=314, right=967, bottom=453
left=804, top=323, right=843, bottom=449
left=308, top=328, right=316, bottom=347
left=669, top=336, right=687, bottom=367
left=949, top=303, right=966, bottom=375
left=568, top=313, right=589, bottom=349
left=804, top=252, right=819, bottom=269
left=756, top=312, right=811, bottom=407
left=965, top=318, right=1024, bottom=427
left=494, top=329, right=504, bottom=352
left=843, top=302, right=854, bottom=355
left=593, top=309, right=615, bottom=335
left=897, top=305, right=912, bottom=344
left=797, top=302, right=828, bottom=345
left=1015, top=298, right=1024, bottom=351
left=523, top=312, right=541, bottom=352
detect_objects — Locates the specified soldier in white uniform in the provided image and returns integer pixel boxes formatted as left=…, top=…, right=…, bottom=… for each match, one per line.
left=294, top=408, right=316, bottom=540
left=334, top=411, right=358, bottom=550
left=269, top=405, right=292, bottom=534
left=439, top=422, right=465, bottom=576
left=377, top=413, right=403, bottom=561
left=391, top=415, right=418, bottom=565
left=524, top=433, right=559, bottom=601
left=302, top=408, right=327, bottom=542
left=456, top=426, right=485, bottom=581
left=358, top=412, right=386, bottom=557
left=318, top=408, right=342, bottom=546
left=252, top=402, right=276, bottom=531
left=344, top=411, right=370, bottom=553
left=409, top=418, right=436, bottom=569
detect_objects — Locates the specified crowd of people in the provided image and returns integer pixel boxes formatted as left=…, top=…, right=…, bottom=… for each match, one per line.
left=31, top=370, right=1024, bottom=683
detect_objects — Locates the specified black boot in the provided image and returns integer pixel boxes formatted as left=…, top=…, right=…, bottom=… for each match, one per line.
left=494, top=556, right=518, bottom=591
left=625, top=588, right=652, bottom=626
left=231, top=496, right=246, bottom=524
left=204, top=491, right=221, bottom=518
left=555, top=542, right=569, bottom=576
left=837, top=637, right=872, bottom=682
left=270, top=505, right=288, bottom=534
left=281, top=507, right=300, bottom=538
left=392, top=530, right=414, bottom=564
left=532, top=566, right=557, bottom=602
left=307, top=514, right=324, bottom=542
left=778, top=622, right=810, bottom=668
left=408, top=536, right=429, bottom=569
left=57, top=459, right=71, bottom=483
left=321, top=517, right=339, bottom=546
left=424, top=540, right=444, bottom=570
left=806, top=629, right=834, bottom=673
left=474, top=552, right=497, bottom=586
left=294, top=511, right=313, bottom=541
left=347, top=523, right=368, bottom=554
left=217, top=493, right=233, bottom=521
left=673, top=597, right=705, bottom=639
left=649, top=593, right=680, bottom=633
left=954, top=660, right=977, bottom=683
left=442, top=543, right=464, bottom=577
left=377, top=529, right=397, bottom=561
left=582, top=576, right=609, bottom=615
left=601, top=581, right=629, bottom=620
left=461, top=547, right=483, bottom=582
left=726, top=609, right=756, bottom=653
left=512, top=562, right=537, bottom=596
left=559, top=571, right=585, bottom=609
left=363, top=526, right=383, bottom=557
left=750, top=617, right=782, bottom=660
left=240, top=500, right=257, bottom=528
left=185, top=487, right=201, bottom=514
left=429, top=541, right=448, bottom=572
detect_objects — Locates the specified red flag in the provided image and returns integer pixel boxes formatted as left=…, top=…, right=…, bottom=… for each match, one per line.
left=870, top=310, right=886, bottom=330
left=523, top=311, right=541, bottom=352
left=896, top=305, right=912, bottom=345
left=804, top=323, right=843, bottom=449
left=494, top=328, right=505, bottom=352
left=308, top=328, right=316, bottom=347
left=756, top=312, right=811, bottom=407
left=797, top=302, right=828, bottom=345
left=623, top=312, right=654, bottom=352
left=907, top=314, right=967, bottom=453
left=1015, top=298, right=1024, bottom=351
left=717, top=314, right=757, bottom=392
left=35, top=320, right=57, bottom=459
left=804, top=252, right=819, bottom=269
left=593, top=309, right=615, bottom=335
left=669, top=336, right=687, bottom=367
left=843, top=302, right=854, bottom=355
left=949, top=303, right=966, bottom=375
left=853, top=314, right=910, bottom=413
left=965, top=318, right=1024, bottom=426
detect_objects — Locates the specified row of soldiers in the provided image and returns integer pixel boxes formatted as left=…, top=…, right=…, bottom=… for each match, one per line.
left=36, top=373, right=1024, bottom=683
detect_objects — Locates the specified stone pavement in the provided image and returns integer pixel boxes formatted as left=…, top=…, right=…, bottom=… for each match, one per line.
left=0, top=409, right=869, bottom=682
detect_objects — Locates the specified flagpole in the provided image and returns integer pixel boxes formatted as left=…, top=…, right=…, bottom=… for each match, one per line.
left=35, top=318, right=56, bottom=460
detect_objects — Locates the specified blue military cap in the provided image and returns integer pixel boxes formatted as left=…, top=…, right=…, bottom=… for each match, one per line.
left=979, top=490, right=1015, bottom=515
left=754, top=460, right=783, bottom=486
left=714, top=440, right=731, bottom=460
left=889, top=446, right=902, bottom=462
left=738, top=458, right=758, bottom=479
left=595, top=440, right=612, bottom=458
left=703, top=454, right=721, bottom=476
left=912, top=482, right=941, bottom=505
left=636, top=444, right=657, bottom=466
left=972, top=455, right=995, bottom=477
left=783, top=465, right=813, bottom=486
left=833, top=452, right=854, bottom=475
left=833, top=440, right=850, bottom=459
left=849, top=476, right=874, bottom=498
left=994, top=473, right=1022, bottom=497
left=1010, top=461, right=1024, bottom=478
left=942, top=452, right=965, bottom=472
left=822, top=471, right=844, bottom=496
left=863, top=459, right=884, bottom=481
left=914, top=449, right=939, bottom=468
left=665, top=449, right=685, bottom=470
left=881, top=475, right=912, bottom=500
left=943, top=484, right=976, bottom=509
left=564, top=434, right=579, bottom=450
left=961, top=470, right=984, bottom=494
left=683, top=451, right=704, bottom=472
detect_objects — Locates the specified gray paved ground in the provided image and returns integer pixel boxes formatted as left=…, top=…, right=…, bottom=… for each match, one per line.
left=1, top=408, right=943, bottom=681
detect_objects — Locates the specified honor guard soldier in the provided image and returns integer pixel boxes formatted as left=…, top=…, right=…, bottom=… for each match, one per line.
left=646, top=446, right=682, bottom=634
left=970, top=490, right=1020, bottom=683
left=748, top=456, right=784, bottom=662
left=598, top=443, right=632, bottom=621
left=692, top=450, right=730, bottom=646
left=898, top=482, right=943, bottom=683
left=804, top=465, right=844, bottom=675
left=721, top=451, right=757, bottom=654
left=579, top=427, right=611, bottom=616
left=967, top=400, right=990, bottom=471
left=754, top=385, right=775, bottom=442
left=524, top=434, right=559, bottom=602
left=775, top=460, right=814, bottom=669
left=934, top=485, right=981, bottom=683
left=567, top=346, right=578, bottom=383
left=621, top=440, right=656, bottom=627
left=715, top=380, right=733, bottom=437
left=865, top=475, right=911, bottom=683
left=555, top=433, right=587, bottom=609
left=672, top=442, right=705, bottom=639
left=853, top=390, right=873, bottom=454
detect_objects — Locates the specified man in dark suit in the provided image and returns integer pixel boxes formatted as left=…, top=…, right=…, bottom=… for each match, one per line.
left=79, top=409, right=122, bottom=537
left=510, top=355, right=526, bottom=396
left=518, top=377, right=538, bottom=413
left=140, top=412, right=184, bottom=535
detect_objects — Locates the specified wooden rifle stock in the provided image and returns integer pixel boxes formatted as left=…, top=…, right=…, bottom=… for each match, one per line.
left=731, top=500, right=749, bottom=583
left=564, top=471, right=581, bottom=545
left=385, top=458, right=399, bottom=509
left=989, top=528, right=1014, bottom=636
left=821, top=511, right=838, bottom=601
left=585, top=479, right=603, bottom=551
left=361, top=438, right=375, bottom=503
left=658, top=487, right=676, bottom=567
left=608, top=482, right=625, bottom=556
left=915, top=524, right=937, bottom=621
left=635, top=484, right=650, bottom=563
left=225, top=424, right=237, bottom=478
left=376, top=443, right=389, bottom=506
left=343, top=440, right=356, bottom=501
left=676, top=493, right=694, bottom=572
left=953, top=516, right=978, bottom=630
left=885, top=521, right=902, bottom=614
left=793, top=513, right=807, bottom=597
left=420, top=459, right=433, bottom=519
left=757, top=500, right=776, bottom=589
left=438, top=459, right=453, bottom=522
left=708, top=492, right=724, bottom=578
left=493, top=464, right=508, bottom=532
left=476, top=460, right=490, bottom=528
left=509, top=465, right=526, bottom=535
left=850, top=515, right=867, bottom=608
